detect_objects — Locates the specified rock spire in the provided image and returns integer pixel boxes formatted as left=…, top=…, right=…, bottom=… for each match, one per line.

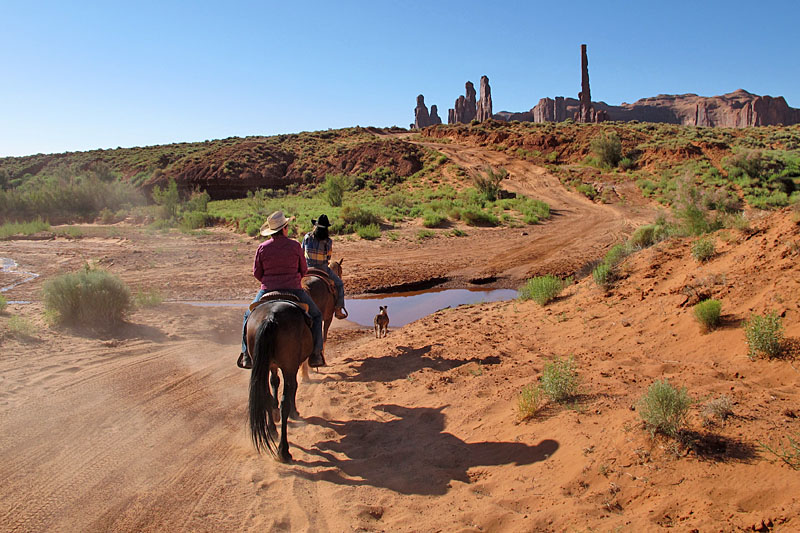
left=448, top=81, right=478, bottom=124
left=476, top=76, right=493, bottom=122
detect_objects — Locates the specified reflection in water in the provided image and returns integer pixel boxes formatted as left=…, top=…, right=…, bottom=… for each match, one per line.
left=175, top=288, right=518, bottom=329
left=345, top=288, right=517, bottom=328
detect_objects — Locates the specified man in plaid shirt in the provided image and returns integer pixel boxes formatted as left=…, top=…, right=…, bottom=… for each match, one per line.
left=302, top=214, right=347, bottom=319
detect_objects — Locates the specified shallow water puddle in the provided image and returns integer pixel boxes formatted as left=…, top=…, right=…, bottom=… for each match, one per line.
left=175, top=288, right=518, bottom=329
left=344, top=288, right=517, bottom=328
left=1, top=257, right=40, bottom=296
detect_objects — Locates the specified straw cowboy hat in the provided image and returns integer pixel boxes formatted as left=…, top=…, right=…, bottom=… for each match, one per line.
left=260, top=210, right=294, bottom=236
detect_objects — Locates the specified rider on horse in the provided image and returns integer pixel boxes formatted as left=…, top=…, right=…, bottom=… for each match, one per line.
left=239, top=211, right=325, bottom=369
left=302, top=214, right=348, bottom=320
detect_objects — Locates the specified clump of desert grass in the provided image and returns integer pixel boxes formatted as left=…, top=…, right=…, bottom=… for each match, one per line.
left=518, top=274, right=571, bottom=306
left=638, top=379, right=692, bottom=437
left=744, top=311, right=784, bottom=359
left=693, top=298, right=722, bottom=331
left=43, top=265, right=131, bottom=327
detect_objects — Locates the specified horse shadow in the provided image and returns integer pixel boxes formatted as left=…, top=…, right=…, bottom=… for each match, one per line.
left=290, top=404, right=558, bottom=495
left=334, top=345, right=500, bottom=383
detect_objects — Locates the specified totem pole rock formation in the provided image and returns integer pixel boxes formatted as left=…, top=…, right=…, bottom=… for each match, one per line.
left=448, top=81, right=478, bottom=124
left=413, top=95, right=431, bottom=129
left=573, top=44, right=607, bottom=123
left=429, top=105, right=442, bottom=125
left=476, top=76, right=493, bottom=122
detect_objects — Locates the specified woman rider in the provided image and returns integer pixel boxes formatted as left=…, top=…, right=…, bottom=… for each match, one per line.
left=302, top=214, right=347, bottom=320
left=238, top=211, right=325, bottom=369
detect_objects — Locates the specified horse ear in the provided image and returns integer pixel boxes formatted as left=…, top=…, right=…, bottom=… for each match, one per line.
left=339, top=258, right=344, bottom=265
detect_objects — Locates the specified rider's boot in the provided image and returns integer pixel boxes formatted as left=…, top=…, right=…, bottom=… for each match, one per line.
left=334, top=306, right=348, bottom=320
left=237, top=352, right=253, bottom=369
left=308, top=349, right=326, bottom=368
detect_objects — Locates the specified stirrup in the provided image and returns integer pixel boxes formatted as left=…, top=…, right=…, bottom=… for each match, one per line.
left=335, top=307, right=348, bottom=320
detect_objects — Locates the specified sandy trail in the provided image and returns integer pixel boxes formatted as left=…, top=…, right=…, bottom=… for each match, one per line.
left=2, top=138, right=798, bottom=532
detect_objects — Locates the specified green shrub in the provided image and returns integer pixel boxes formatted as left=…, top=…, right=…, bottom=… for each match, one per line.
left=575, top=183, right=597, bottom=199
left=422, top=210, right=447, bottom=228
left=460, top=206, right=498, bottom=226
left=628, top=225, right=656, bottom=249
left=152, top=178, right=180, bottom=221
left=518, top=275, right=568, bottom=306
left=472, top=166, right=508, bottom=201
left=694, top=299, right=722, bottom=331
left=604, top=244, right=628, bottom=268
left=691, top=237, right=715, bottom=262
left=0, top=293, right=7, bottom=313
left=592, top=262, right=612, bottom=288
left=517, top=384, right=543, bottom=420
left=356, top=223, right=381, bottom=240
left=0, top=219, right=51, bottom=239
left=179, top=211, right=210, bottom=230
left=744, top=311, right=784, bottom=359
left=99, top=208, right=116, bottom=224
left=591, top=131, right=622, bottom=168
left=540, top=356, right=580, bottom=403
left=43, top=267, right=132, bottom=327
left=340, top=205, right=380, bottom=231
left=7, top=315, right=36, bottom=337
left=322, top=174, right=348, bottom=207
left=416, top=229, right=435, bottom=241
left=638, top=379, right=692, bottom=437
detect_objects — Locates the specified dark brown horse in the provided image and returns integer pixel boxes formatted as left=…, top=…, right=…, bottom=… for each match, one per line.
left=247, top=300, right=312, bottom=463
left=300, top=258, right=343, bottom=377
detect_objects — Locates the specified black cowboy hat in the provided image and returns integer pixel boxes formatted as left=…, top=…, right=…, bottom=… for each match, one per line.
left=312, top=214, right=331, bottom=227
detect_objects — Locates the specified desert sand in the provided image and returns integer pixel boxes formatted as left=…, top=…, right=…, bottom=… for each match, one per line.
left=1, top=141, right=799, bottom=532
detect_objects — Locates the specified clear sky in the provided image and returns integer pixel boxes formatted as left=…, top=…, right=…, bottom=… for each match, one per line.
left=2, top=0, right=798, bottom=157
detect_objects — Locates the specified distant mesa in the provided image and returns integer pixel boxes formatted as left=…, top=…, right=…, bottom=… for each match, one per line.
left=412, top=44, right=800, bottom=128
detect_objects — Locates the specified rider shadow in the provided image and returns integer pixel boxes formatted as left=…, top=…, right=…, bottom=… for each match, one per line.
left=334, top=344, right=487, bottom=383
left=291, top=404, right=558, bottom=495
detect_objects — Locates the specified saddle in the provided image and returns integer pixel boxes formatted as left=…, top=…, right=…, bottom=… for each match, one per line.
left=248, top=291, right=310, bottom=324
left=303, top=268, right=336, bottom=296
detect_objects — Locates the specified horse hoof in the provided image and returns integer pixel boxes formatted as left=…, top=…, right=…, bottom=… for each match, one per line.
left=278, top=450, right=293, bottom=463
left=289, top=409, right=301, bottom=420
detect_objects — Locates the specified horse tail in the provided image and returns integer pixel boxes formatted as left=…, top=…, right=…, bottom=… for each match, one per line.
left=248, top=316, right=278, bottom=456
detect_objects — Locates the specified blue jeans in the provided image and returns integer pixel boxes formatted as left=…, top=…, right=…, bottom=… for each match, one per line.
left=242, top=288, right=323, bottom=356
left=321, top=266, right=345, bottom=309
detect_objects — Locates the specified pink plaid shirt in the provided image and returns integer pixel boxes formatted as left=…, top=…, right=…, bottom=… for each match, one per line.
left=253, top=234, right=307, bottom=290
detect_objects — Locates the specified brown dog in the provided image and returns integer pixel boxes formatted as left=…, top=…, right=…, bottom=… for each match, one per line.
left=374, top=306, right=389, bottom=338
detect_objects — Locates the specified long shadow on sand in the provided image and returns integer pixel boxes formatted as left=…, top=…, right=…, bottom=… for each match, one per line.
left=333, top=344, right=501, bottom=383
left=289, top=404, right=558, bottom=495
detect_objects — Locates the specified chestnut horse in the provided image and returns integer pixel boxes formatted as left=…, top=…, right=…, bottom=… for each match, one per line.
left=247, top=299, right=312, bottom=462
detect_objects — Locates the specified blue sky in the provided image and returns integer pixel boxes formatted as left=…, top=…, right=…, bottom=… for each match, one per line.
left=1, top=0, right=798, bottom=157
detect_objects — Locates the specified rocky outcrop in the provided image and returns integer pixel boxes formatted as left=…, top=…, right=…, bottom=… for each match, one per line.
left=575, top=44, right=606, bottom=123
left=532, top=97, right=568, bottom=122
left=429, top=105, right=442, bottom=125
left=448, top=81, right=478, bottom=124
left=498, top=90, right=800, bottom=128
left=476, top=76, right=493, bottom=122
left=605, top=90, right=800, bottom=127
left=413, top=95, right=432, bottom=129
